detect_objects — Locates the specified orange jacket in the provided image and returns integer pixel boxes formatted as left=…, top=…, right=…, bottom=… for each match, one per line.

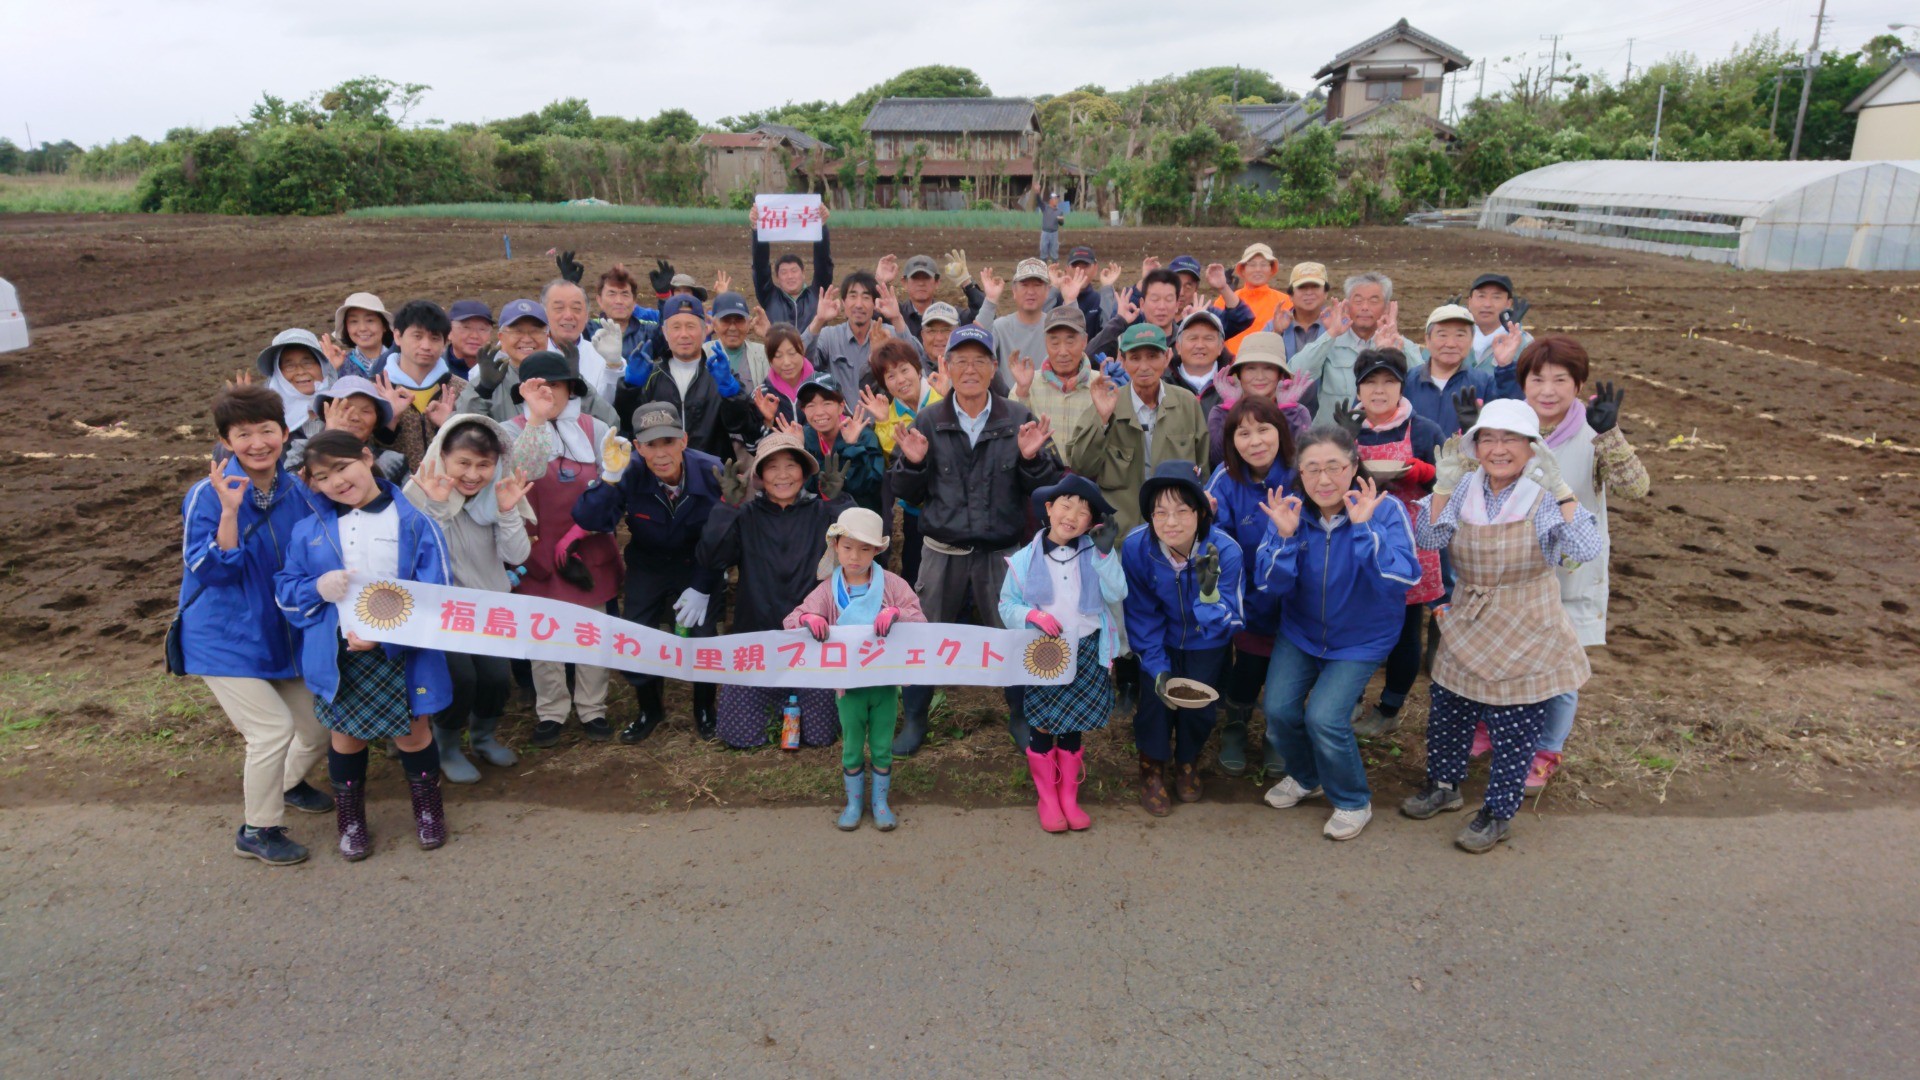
left=1216, top=284, right=1291, bottom=353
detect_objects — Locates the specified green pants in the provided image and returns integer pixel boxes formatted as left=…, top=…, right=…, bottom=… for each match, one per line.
left=838, top=686, right=899, bottom=772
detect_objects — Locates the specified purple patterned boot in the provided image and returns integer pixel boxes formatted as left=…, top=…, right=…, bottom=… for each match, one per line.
left=335, top=779, right=371, bottom=861
left=406, top=769, right=448, bottom=850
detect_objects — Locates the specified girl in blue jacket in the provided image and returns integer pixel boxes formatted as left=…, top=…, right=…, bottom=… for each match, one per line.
left=275, top=430, right=455, bottom=862
left=183, top=385, right=325, bottom=866
left=1254, top=426, right=1420, bottom=842
left=1204, top=394, right=1297, bottom=779
left=1121, top=460, right=1244, bottom=816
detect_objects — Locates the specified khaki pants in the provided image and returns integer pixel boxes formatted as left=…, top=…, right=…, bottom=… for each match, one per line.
left=531, top=661, right=609, bottom=725
left=202, top=676, right=328, bottom=829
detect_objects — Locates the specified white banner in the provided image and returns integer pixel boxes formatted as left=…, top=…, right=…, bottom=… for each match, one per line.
left=751, top=194, right=825, bottom=242
left=337, top=578, right=1075, bottom=689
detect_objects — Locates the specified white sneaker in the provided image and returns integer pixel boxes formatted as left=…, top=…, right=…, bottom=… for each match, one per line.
left=1264, top=776, right=1323, bottom=809
left=1324, top=805, right=1373, bottom=841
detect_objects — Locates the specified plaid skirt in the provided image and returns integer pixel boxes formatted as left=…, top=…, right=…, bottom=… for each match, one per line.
left=1026, top=634, right=1112, bottom=735
left=315, top=644, right=414, bottom=740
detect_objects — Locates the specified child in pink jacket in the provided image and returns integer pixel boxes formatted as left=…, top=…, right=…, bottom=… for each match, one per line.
left=785, top=507, right=925, bottom=831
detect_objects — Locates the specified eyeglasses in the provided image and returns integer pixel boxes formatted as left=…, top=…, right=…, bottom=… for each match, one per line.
left=1151, top=505, right=1197, bottom=523
left=946, top=355, right=996, bottom=369
left=1299, top=462, right=1354, bottom=479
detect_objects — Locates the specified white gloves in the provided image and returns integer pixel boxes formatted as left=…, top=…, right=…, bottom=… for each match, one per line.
left=317, top=570, right=351, bottom=603
left=672, top=588, right=710, bottom=629
left=1526, top=439, right=1574, bottom=501
left=1433, top=436, right=1475, bottom=496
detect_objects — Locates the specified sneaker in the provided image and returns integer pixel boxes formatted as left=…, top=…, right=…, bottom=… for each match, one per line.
left=1351, top=705, right=1402, bottom=739
left=1455, top=808, right=1512, bottom=853
left=1470, top=722, right=1491, bottom=759
left=282, top=780, right=334, bottom=814
left=1263, top=776, right=1323, bottom=809
left=233, top=825, right=309, bottom=866
left=581, top=717, right=613, bottom=743
left=530, top=720, right=563, bottom=748
left=1323, top=805, right=1372, bottom=841
left=1400, top=779, right=1465, bottom=820
left=1523, top=751, right=1562, bottom=796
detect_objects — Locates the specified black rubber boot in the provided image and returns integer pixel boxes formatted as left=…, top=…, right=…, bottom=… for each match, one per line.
left=692, top=682, right=718, bottom=742
left=892, top=686, right=932, bottom=756
left=1216, top=703, right=1250, bottom=777
left=1005, top=687, right=1030, bottom=751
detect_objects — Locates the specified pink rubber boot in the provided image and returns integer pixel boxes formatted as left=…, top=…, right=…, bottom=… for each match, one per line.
left=1055, top=748, right=1092, bottom=831
left=1470, top=722, right=1492, bottom=759
left=1025, top=748, right=1069, bottom=833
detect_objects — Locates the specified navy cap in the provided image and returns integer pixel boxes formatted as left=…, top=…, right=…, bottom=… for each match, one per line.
left=1353, top=348, right=1409, bottom=386
left=946, top=323, right=995, bottom=356
left=660, top=295, right=706, bottom=322
left=448, top=299, right=493, bottom=324
left=1137, top=459, right=1210, bottom=529
left=1470, top=273, right=1514, bottom=295
left=710, top=291, right=750, bottom=320
left=796, top=372, right=845, bottom=405
left=1067, top=245, right=1096, bottom=266
left=1169, top=255, right=1203, bottom=278
left=1031, top=473, right=1116, bottom=520
left=497, top=298, right=546, bottom=327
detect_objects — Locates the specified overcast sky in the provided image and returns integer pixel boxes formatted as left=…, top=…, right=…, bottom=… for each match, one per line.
left=6, top=0, right=1908, bottom=147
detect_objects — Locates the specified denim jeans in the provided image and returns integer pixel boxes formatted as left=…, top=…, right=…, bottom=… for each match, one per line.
left=1537, top=690, right=1578, bottom=753
left=1262, top=635, right=1376, bottom=810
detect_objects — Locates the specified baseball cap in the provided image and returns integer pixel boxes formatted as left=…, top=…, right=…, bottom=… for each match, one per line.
left=1288, top=262, right=1328, bottom=289
left=448, top=299, right=493, bottom=324
left=1118, top=323, right=1168, bottom=353
left=797, top=372, right=845, bottom=406
left=1353, top=349, right=1409, bottom=386
left=1013, top=258, right=1050, bottom=283
left=1238, top=243, right=1276, bottom=265
left=660, top=295, right=706, bottom=323
left=1425, top=303, right=1475, bottom=329
left=1469, top=273, right=1514, bottom=296
left=631, top=402, right=686, bottom=443
left=1043, top=305, right=1087, bottom=334
left=1067, top=245, right=1096, bottom=266
left=946, top=324, right=995, bottom=356
left=921, top=301, right=960, bottom=328
left=711, top=291, right=750, bottom=320
left=497, top=298, right=547, bottom=327
left=903, top=255, right=939, bottom=279
left=1177, top=309, right=1224, bottom=337
left=1168, top=255, right=1202, bottom=279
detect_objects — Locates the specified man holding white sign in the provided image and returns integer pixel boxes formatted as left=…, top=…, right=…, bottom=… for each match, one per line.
left=750, top=196, right=834, bottom=331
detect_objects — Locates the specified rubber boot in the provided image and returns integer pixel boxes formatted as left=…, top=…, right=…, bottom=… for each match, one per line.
left=892, top=687, right=931, bottom=757
left=1026, top=749, right=1068, bottom=833
left=1056, top=748, right=1092, bottom=831
left=468, top=715, right=518, bottom=768
left=406, top=769, right=448, bottom=850
left=1005, top=688, right=1031, bottom=751
left=692, top=682, right=718, bottom=742
left=432, top=722, right=480, bottom=785
left=1217, top=703, right=1250, bottom=777
left=335, top=779, right=371, bottom=862
left=870, top=769, right=898, bottom=831
left=1263, top=731, right=1286, bottom=776
left=837, top=770, right=865, bottom=831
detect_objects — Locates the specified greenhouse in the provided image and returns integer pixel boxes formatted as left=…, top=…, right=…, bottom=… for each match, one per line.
left=1477, top=160, right=1920, bottom=271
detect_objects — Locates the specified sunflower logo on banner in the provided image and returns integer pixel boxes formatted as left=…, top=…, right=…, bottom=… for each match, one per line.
left=1022, top=636, right=1071, bottom=680
left=354, top=581, right=416, bottom=631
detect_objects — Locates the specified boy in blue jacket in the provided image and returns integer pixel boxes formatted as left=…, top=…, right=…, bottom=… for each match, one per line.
left=275, top=430, right=454, bottom=862
left=184, top=385, right=326, bottom=866
left=1121, top=460, right=1244, bottom=815
left=572, top=402, right=727, bottom=744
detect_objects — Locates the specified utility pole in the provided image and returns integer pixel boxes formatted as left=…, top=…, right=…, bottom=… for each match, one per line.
left=1651, top=84, right=1667, bottom=161
left=1477, top=59, right=1487, bottom=104
left=1624, top=38, right=1635, bottom=83
left=1789, top=0, right=1829, bottom=160
left=1770, top=72, right=1786, bottom=136
left=1448, top=67, right=1461, bottom=122
left=1539, top=34, right=1563, bottom=100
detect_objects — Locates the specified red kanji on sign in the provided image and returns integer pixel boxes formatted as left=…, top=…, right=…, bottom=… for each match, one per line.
left=777, top=641, right=807, bottom=668
left=694, top=648, right=725, bottom=672
left=979, top=642, right=1005, bottom=667
left=820, top=642, right=847, bottom=669
left=858, top=639, right=886, bottom=668
left=732, top=645, right=766, bottom=672
left=612, top=633, right=642, bottom=658
left=530, top=613, right=559, bottom=642
left=937, top=639, right=962, bottom=666
left=575, top=622, right=602, bottom=647
left=439, top=600, right=476, bottom=632
left=482, top=607, right=518, bottom=638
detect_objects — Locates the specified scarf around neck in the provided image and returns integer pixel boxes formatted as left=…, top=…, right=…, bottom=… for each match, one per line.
left=832, top=566, right=887, bottom=625
left=520, top=399, right=594, bottom=466
left=1362, top=398, right=1413, bottom=433
left=1540, top=398, right=1589, bottom=450
left=766, top=360, right=817, bottom=403
left=1020, top=531, right=1103, bottom=617
left=387, top=356, right=448, bottom=391
left=268, top=371, right=319, bottom=430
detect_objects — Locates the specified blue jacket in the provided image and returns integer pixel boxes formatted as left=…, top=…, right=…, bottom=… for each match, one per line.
left=588, top=308, right=664, bottom=364
left=572, top=447, right=726, bottom=592
left=1205, top=460, right=1295, bottom=638
left=1404, top=362, right=1499, bottom=436
left=998, top=535, right=1130, bottom=669
left=177, top=461, right=317, bottom=679
left=1488, top=361, right=1530, bottom=404
left=1253, top=497, right=1419, bottom=662
left=1120, top=525, right=1244, bottom=678
left=274, top=481, right=453, bottom=710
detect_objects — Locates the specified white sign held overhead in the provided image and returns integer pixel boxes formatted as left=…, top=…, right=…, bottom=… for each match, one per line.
left=751, top=194, right=826, bottom=242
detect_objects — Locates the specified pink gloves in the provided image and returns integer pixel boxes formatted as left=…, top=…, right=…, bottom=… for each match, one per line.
left=1026, top=610, right=1063, bottom=638
left=874, top=606, right=900, bottom=637
left=799, top=612, right=831, bottom=642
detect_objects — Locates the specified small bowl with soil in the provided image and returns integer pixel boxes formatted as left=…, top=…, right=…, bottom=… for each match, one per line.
left=1161, top=677, right=1220, bottom=707
left=1362, top=460, right=1410, bottom=482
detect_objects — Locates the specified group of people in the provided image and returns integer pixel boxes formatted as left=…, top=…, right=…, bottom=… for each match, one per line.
left=178, top=210, right=1647, bottom=867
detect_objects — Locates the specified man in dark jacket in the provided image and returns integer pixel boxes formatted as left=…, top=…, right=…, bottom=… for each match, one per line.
left=889, top=252, right=987, bottom=341
left=888, top=324, right=1063, bottom=755
left=573, top=402, right=726, bottom=744
left=615, top=296, right=758, bottom=460
left=751, top=209, right=834, bottom=330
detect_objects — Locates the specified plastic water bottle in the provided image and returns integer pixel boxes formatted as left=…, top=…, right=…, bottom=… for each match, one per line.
left=674, top=623, right=691, bottom=638
left=780, top=695, right=802, bottom=750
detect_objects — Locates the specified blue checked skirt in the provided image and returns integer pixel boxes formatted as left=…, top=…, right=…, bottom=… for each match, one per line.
left=1025, top=634, right=1112, bottom=735
left=315, top=644, right=414, bottom=740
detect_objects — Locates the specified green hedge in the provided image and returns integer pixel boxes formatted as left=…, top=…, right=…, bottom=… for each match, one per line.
left=347, top=204, right=1108, bottom=229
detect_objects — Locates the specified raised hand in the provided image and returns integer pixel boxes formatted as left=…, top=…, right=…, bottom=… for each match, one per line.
left=556, top=249, right=585, bottom=286
left=1139, top=255, right=1160, bottom=283
left=1587, top=381, right=1624, bottom=434
left=928, top=357, right=951, bottom=398
left=600, top=430, right=634, bottom=482
left=1090, top=370, right=1121, bottom=423
left=771, top=414, right=805, bottom=442
left=1373, top=302, right=1402, bottom=350
left=411, top=455, right=456, bottom=503
left=1489, top=324, right=1525, bottom=367
left=942, top=248, right=971, bottom=285
left=226, top=368, right=254, bottom=388
left=703, top=341, right=744, bottom=398
left=754, top=389, right=782, bottom=424
left=978, top=266, right=1005, bottom=305
left=1047, top=262, right=1067, bottom=290
left=897, top=425, right=931, bottom=465
left=749, top=305, right=771, bottom=339
left=1269, top=306, right=1294, bottom=334
left=1525, top=439, right=1573, bottom=499
left=858, top=386, right=892, bottom=424
left=1333, top=398, right=1365, bottom=437
left=372, top=373, right=412, bottom=416
left=1344, top=476, right=1386, bottom=524
left=494, top=468, right=532, bottom=513
left=817, top=450, right=846, bottom=499
left=319, top=333, right=348, bottom=369
left=1433, top=435, right=1475, bottom=496
left=837, top=410, right=870, bottom=446
left=209, top=458, right=249, bottom=514
left=1204, top=262, right=1230, bottom=293
left=1320, top=299, right=1352, bottom=338
left=1194, top=543, right=1221, bottom=601
left=424, top=386, right=454, bottom=428
left=1261, top=487, right=1303, bottom=538
left=1060, top=264, right=1091, bottom=303
left=1451, top=387, right=1482, bottom=433
left=712, top=269, right=732, bottom=296
left=875, top=254, right=899, bottom=285
left=520, top=378, right=564, bottom=423
left=874, top=281, right=903, bottom=323
left=1089, top=512, right=1118, bottom=555
left=720, top=458, right=753, bottom=505
left=1112, top=289, right=1140, bottom=325
left=1098, top=261, right=1123, bottom=289
left=1016, top=414, right=1052, bottom=460
left=815, top=285, right=842, bottom=324
left=1099, top=357, right=1131, bottom=388
left=648, top=258, right=676, bottom=297
left=1009, top=351, right=1036, bottom=396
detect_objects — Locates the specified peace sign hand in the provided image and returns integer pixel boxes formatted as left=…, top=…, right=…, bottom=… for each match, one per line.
left=1344, top=476, right=1386, bottom=524
left=1587, top=381, right=1624, bottom=435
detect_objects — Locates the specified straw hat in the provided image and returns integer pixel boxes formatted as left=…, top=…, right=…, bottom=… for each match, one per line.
left=751, top=431, right=818, bottom=478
